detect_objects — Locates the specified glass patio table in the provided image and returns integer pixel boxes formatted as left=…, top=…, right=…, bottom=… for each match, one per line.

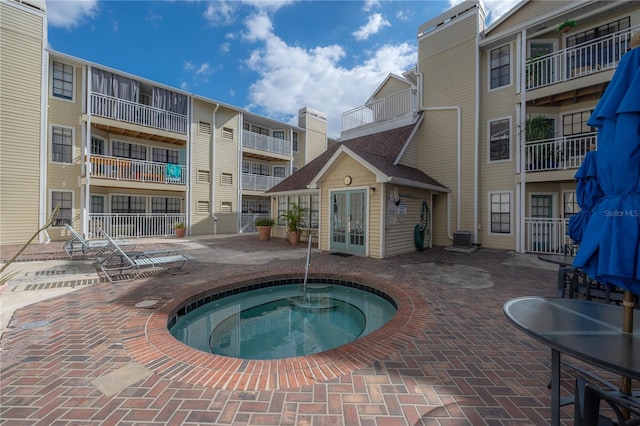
left=504, top=296, right=640, bottom=426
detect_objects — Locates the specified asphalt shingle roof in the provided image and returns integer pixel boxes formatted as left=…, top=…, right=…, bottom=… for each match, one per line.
left=267, top=117, right=447, bottom=193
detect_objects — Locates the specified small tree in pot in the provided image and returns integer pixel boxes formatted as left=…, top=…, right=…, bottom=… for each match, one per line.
left=255, top=217, right=275, bottom=241
left=280, top=202, right=307, bottom=245
left=173, top=221, right=186, bottom=238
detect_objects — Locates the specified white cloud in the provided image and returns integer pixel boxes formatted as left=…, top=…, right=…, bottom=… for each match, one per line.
left=219, top=42, right=231, bottom=54
left=362, top=0, right=380, bottom=12
left=46, top=0, right=99, bottom=29
left=352, top=13, right=391, bottom=41
left=244, top=15, right=415, bottom=137
left=203, top=0, right=237, bottom=26
left=242, top=12, right=273, bottom=42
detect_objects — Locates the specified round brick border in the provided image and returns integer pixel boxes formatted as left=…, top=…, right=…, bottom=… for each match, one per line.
left=123, top=270, right=429, bottom=391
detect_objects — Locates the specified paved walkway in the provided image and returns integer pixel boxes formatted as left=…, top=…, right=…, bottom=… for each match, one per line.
left=0, top=234, right=612, bottom=425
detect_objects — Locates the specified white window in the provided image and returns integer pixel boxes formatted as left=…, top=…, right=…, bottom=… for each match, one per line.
left=273, top=166, right=286, bottom=178
left=489, top=45, right=510, bottom=89
left=489, top=192, right=511, bottom=234
left=563, top=191, right=580, bottom=219
left=91, top=136, right=105, bottom=155
left=273, top=130, right=285, bottom=140
left=51, top=191, right=73, bottom=226
left=52, top=126, right=73, bottom=163
left=489, top=118, right=511, bottom=161
left=292, top=132, right=299, bottom=152
left=52, top=61, right=73, bottom=100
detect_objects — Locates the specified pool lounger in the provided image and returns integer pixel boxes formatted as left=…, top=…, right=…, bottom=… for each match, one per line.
left=99, top=232, right=194, bottom=283
left=63, top=224, right=134, bottom=259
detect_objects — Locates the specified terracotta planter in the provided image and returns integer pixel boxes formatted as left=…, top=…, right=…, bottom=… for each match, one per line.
left=257, top=226, right=272, bottom=241
left=288, top=230, right=301, bottom=245
left=175, top=228, right=186, bottom=238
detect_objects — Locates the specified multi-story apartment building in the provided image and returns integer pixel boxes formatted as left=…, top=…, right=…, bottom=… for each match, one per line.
left=268, top=0, right=639, bottom=257
left=0, top=0, right=327, bottom=245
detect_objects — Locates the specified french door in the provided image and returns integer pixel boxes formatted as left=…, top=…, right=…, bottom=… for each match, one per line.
left=330, top=190, right=366, bottom=254
left=531, top=195, right=553, bottom=252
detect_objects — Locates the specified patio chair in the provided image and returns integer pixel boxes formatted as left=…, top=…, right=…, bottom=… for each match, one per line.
left=63, top=224, right=134, bottom=259
left=99, top=232, right=194, bottom=283
left=574, top=376, right=640, bottom=426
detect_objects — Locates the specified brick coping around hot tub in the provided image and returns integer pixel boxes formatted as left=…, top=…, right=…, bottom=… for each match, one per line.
left=122, top=269, right=429, bottom=391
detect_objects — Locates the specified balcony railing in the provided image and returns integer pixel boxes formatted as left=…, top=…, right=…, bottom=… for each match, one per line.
left=526, top=26, right=639, bottom=90
left=342, top=89, right=413, bottom=132
left=89, top=155, right=187, bottom=185
left=90, top=92, right=188, bottom=134
left=525, top=132, right=597, bottom=172
left=524, top=217, right=571, bottom=254
left=242, top=173, right=284, bottom=191
left=88, top=213, right=186, bottom=239
left=241, top=130, right=291, bottom=156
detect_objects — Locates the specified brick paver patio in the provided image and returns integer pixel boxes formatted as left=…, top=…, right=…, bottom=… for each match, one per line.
left=0, top=234, right=621, bottom=425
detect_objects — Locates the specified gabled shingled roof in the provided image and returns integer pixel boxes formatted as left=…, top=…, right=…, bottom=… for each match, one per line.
left=267, top=117, right=448, bottom=194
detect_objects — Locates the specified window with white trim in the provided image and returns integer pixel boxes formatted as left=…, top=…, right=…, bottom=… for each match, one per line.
left=273, top=130, right=285, bottom=140
left=52, top=191, right=73, bottom=226
left=91, top=136, right=105, bottom=155
left=152, top=148, right=179, bottom=164
left=52, top=61, right=73, bottom=100
left=292, top=132, right=299, bottom=152
left=112, top=141, right=146, bottom=160
left=273, top=166, right=286, bottom=178
left=277, top=194, right=319, bottom=229
left=152, top=197, right=180, bottom=213
left=489, top=118, right=510, bottom=161
left=52, top=126, right=73, bottom=163
left=490, top=45, right=510, bottom=89
left=489, top=192, right=511, bottom=234
left=111, top=195, right=146, bottom=213
left=563, top=191, right=580, bottom=218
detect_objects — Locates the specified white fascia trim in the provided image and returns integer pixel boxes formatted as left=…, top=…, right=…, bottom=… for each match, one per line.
left=267, top=188, right=320, bottom=197
left=393, top=113, right=424, bottom=166
left=386, top=177, right=450, bottom=193
left=308, top=146, right=387, bottom=189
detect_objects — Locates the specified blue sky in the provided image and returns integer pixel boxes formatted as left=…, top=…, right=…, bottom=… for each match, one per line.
left=46, top=0, right=518, bottom=138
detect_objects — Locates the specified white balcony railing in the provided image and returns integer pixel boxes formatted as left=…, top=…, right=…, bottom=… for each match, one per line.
left=88, top=213, right=186, bottom=239
left=525, top=132, right=597, bottom=172
left=90, top=92, right=188, bottom=134
left=241, top=130, right=291, bottom=156
left=524, top=217, right=571, bottom=254
left=89, top=155, right=187, bottom=185
left=242, top=173, right=285, bottom=191
left=342, top=89, right=413, bottom=132
left=526, top=26, right=639, bottom=90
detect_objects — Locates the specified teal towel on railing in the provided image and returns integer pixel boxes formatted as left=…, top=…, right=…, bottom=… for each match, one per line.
left=166, top=164, right=181, bottom=181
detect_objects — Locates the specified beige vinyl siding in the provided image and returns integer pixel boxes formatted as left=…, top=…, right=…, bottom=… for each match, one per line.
left=397, top=136, right=419, bottom=168
left=490, top=1, right=563, bottom=34
left=215, top=107, right=240, bottom=233
left=417, top=11, right=479, bottom=246
left=478, top=40, right=518, bottom=249
left=298, top=110, right=327, bottom=164
left=374, top=77, right=410, bottom=100
left=190, top=99, right=215, bottom=235
left=318, top=155, right=380, bottom=257
left=384, top=185, right=432, bottom=257
left=0, top=2, right=45, bottom=243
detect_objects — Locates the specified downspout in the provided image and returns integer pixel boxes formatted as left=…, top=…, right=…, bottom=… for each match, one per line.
left=237, top=113, right=243, bottom=233
left=186, top=98, right=192, bottom=234
left=473, top=21, right=480, bottom=245
left=518, top=29, right=527, bottom=253
left=211, top=103, right=219, bottom=234
left=83, top=66, right=91, bottom=238
left=39, top=47, right=49, bottom=243
left=416, top=69, right=460, bottom=242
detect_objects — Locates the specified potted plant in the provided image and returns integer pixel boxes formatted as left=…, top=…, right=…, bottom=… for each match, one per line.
left=255, top=217, right=275, bottom=241
left=280, top=202, right=307, bottom=245
left=558, top=20, right=577, bottom=33
left=174, top=221, right=186, bottom=238
left=525, top=115, right=554, bottom=169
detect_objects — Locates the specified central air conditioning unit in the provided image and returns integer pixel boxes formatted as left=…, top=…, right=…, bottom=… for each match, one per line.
left=453, top=230, right=473, bottom=248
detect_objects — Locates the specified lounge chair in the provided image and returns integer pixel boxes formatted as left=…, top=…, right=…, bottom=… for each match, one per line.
left=63, top=224, right=134, bottom=259
left=99, top=232, right=194, bottom=283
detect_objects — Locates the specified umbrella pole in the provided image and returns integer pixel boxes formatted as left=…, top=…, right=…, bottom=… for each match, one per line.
left=621, top=291, right=634, bottom=400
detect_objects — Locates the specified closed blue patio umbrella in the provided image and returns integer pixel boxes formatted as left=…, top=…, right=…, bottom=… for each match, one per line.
left=573, top=35, right=640, bottom=395
left=567, top=147, right=602, bottom=244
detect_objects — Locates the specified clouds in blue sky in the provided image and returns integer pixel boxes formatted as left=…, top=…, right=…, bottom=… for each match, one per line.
left=45, top=0, right=518, bottom=137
